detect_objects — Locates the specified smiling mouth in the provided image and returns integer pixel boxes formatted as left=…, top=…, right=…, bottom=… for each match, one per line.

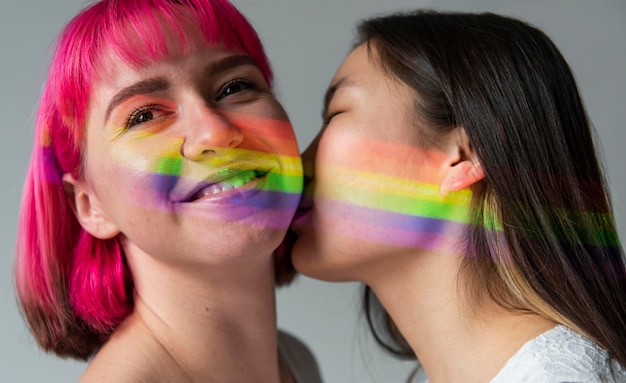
left=187, top=169, right=268, bottom=202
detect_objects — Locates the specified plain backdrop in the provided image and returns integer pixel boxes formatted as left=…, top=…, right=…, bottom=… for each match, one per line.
left=1, top=0, right=624, bottom=382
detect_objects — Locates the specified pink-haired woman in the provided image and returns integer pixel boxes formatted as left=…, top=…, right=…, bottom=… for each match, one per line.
left=14, top=0, right=320, bottom=382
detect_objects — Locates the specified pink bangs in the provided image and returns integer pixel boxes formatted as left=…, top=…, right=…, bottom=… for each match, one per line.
left=16, top=0, right=274, bottom=357
left=47, top=0, right=272, bottom=165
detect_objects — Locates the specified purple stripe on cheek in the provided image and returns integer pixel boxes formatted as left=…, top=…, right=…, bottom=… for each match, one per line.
left=318, top=199, right=472, bottom=252
left=127, top=187, right=301, bottom=229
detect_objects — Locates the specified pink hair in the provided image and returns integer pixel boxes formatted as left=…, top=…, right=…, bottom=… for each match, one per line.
left=15, top=0, right=275, bottom=360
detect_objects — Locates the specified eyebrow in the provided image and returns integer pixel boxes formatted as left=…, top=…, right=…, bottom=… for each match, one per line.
left=103, top=55, right=261, bottom=124
left=322, top=77, right=351, bottom=119
left=205, top=55, right=261, bottom=79
left=105, top=77, right=170, bottom=123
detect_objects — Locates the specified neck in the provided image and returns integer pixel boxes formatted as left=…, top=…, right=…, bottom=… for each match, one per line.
left=366, top=250, right=556, bottom=383
left=126, top=251, right=283, bottom=383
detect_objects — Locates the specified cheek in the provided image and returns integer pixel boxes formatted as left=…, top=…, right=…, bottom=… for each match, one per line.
left=318, top=127, right=444, bottom=181
left=228, top=112, right=300, bottom=157
left=315, top=130, right=443, bottom=205
left=92, top=135, right=183, bottom=210
left=90, top=162, right=163, bottom=217
left=312, top=132, right=398, bottom=247
left=311, top=131, right=469, bottom=250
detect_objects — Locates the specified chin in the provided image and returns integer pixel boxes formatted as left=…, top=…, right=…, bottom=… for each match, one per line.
left=291, top=236, right=353, bottom=283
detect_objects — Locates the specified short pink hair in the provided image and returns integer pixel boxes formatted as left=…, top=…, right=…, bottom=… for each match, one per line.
left=15, top=0, right=276, bottom=360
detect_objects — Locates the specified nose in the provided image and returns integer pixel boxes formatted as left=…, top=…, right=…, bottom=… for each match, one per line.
left=181, top=104, right=244, bottom=159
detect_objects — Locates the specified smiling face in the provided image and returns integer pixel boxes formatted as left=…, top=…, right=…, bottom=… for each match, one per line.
left=67, top=44, right=302, bottom=269
left=291, top=44, right=476, bottom=283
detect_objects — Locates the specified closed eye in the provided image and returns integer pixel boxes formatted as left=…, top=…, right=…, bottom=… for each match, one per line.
left=323, top=111, right=342, bottom=125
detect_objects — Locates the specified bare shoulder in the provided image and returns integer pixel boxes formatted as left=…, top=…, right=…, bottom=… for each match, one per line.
left=78, top=343, right=174, bottom=383
left=77, top=321, right=182, bottom=383
left=278, top=330, right=324, bottom=383
left=78, top=347, right=145, bottom=383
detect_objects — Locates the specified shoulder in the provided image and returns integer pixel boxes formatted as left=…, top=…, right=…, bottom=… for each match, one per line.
left=278, top=330, right=324, bottom=383
left=78, top=318, right=184, bottom=383
left=492, top=325, right=626, bottom=383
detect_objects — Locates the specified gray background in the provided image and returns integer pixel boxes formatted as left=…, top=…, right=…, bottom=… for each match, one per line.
left=1, top=0, right=624, bottom=382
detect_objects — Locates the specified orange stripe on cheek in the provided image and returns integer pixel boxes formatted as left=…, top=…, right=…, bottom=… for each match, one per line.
left=318, top=135, right=449, bottom=183
left=223, top=112, right=300, bottom=157
left=225, top=112, right=299, bottom=141
left=244, top=135, right=300, bottom=156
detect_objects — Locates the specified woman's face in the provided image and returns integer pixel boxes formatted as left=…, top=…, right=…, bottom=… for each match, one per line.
left=73, top=44, right=302, bottom=268
left=291, top=44, right=472, bottom=282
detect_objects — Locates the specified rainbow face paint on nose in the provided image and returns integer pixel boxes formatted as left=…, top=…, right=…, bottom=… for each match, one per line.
left=88, top=114, right=302, bottom=230
left=150, top=146, right=303, bottom=225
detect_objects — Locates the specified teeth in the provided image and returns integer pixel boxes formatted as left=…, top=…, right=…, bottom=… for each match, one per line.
left=193, top=170, right=259, bottom=200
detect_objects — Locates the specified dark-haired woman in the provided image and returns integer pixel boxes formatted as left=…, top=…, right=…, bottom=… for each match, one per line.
left=291, top=10, right=626, bottom=383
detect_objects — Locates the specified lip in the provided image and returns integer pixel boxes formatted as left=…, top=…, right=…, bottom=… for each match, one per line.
left=174, top=168, right=270, bottom=203
left=290, top=176, right=315, bottom=225
left=290, top=196, right=313, bottom=229
left=292, top=207, right=312, bottom=226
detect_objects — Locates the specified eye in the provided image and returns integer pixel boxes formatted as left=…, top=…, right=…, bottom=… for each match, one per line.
left=323, top=111, right=342, bottom=125
left=216, top=78, right=258, bottom=101
left=126, top=104, right=168, bottom=129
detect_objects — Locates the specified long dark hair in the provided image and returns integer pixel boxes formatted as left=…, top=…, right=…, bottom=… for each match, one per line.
left=358, top=10, right=626, bottom=366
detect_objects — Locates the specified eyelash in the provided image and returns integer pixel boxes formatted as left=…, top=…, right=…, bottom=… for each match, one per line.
left=323, top=111, right=341, bottom=125
left=216, top=78, right=259, bottom=100
left=123, top=77, right=259, bottom=129
left=125, top=104, right=160, bottom=130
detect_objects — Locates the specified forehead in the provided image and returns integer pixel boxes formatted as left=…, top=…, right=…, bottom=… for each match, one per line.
left=334, top=44, right=379, bottom=81
left=96, top=42, right=232, bottom=87
left=327, top=43, right=424, bottom=142
left=93, top=14, right=209, bottom=85
left=331, top=43, right=406, bottom=97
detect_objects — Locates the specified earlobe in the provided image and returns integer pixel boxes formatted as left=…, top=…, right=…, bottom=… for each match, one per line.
left=439, top=160, right=485, bottom=196
left=439, top=127, right=485, bottom=196
left=62, top=173, right=120, bottom=239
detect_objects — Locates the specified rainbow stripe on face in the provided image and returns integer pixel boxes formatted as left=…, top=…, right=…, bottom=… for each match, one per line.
left=313, top=163, right=474, bottom=253
left=148, top=147, right=302, bottom=228
left=321, top=166, right=472, bottom=223
left=313, top=163, right=620, bottom=250
left=104, top=114, right=303, bottom=228
left=307, top=128, right=624, bottom=255
left=153, top=147, right=302, bottom=199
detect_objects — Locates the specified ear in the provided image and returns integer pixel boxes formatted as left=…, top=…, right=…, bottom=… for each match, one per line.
left=439, top=128, right=485, bottom=196
left=62, top=173, right=120, bottom=239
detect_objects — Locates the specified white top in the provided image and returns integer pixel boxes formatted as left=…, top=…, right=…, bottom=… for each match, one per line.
left=409, top=325, right=626, bottom=383
left=278, top=330, right=324, bottom=383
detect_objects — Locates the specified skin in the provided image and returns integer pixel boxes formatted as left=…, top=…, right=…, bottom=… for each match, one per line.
left=63, top=41, right=302, bottom=382
left=292, top=43, right=476, bottom=283
left=292, top=44, right=555, bottom=383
